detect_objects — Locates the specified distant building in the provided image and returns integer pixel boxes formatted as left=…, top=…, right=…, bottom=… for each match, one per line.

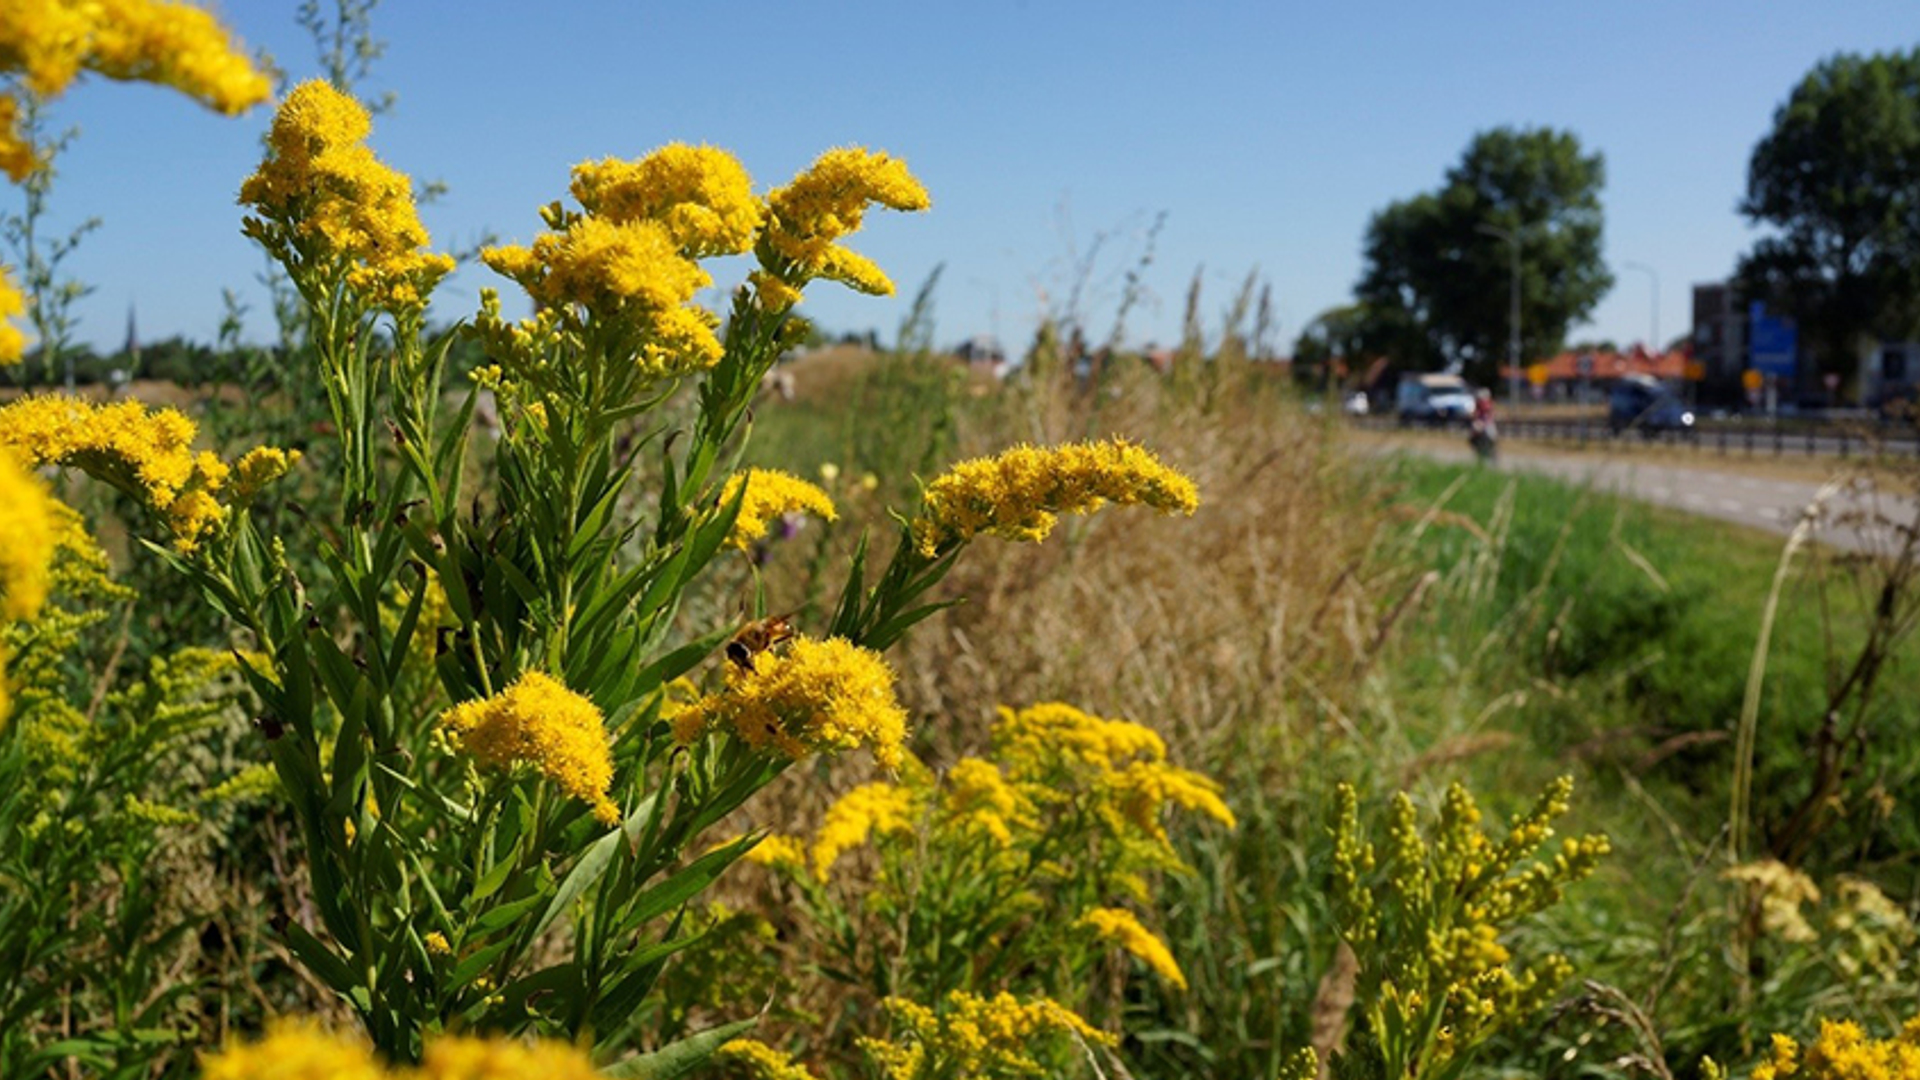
left=1691, top=283, right=1746, bottom=389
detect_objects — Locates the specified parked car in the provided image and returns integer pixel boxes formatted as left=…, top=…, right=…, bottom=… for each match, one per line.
left=1396, top=374, right=1475, bottom=426
left=1343, top=390, right=1371, bottom=417
left=1608, top=376, right=1695, bottom=434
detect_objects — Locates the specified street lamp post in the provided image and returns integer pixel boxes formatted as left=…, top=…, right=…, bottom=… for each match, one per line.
left=1477, top=223, right=1523, bottom=405
left=1622, top=261, right=1659, bottom=354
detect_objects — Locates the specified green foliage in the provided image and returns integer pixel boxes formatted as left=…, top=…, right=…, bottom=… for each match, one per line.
left=1737, top=47, right=1920, bottom=380
left=1358, top=127, right=1612, bottom=384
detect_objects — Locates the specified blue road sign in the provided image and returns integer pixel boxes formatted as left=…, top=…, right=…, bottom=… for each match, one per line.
left=1749, top=301, right=1798, bottom=377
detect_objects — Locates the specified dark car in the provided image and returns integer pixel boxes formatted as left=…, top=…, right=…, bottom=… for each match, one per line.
left=1609, top=377, right=1695, bottom=435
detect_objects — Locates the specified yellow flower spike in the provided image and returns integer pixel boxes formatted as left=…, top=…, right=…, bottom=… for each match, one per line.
left=1, top=0, right=269, bottom=182
left=230, top=446, right=300, bottom=503
left=423, top=931, right=452, bottom=956
left=743, top=833, right=808, bottom=875
left=941, top=756, right=1033, bottom=846
left=870, top=991, right=1115, bottom=1079
left=809, top=780, right=916, bottom=881
left=719, top=467, right=838, bottom=549
left=0, top=449, right=57, bottom=622
left=671, top=635, right=908, bottom=770
left=1077, top=906, right=1188, bottom=990
left=716, top=1038, right=821, bottom=1080
left=912, top=437, right=1200, bottom=557
left=0, top=267, right=27, bottom=363
left=439, top=671, right=620, bottom=826
left=240, top=80, right=453, bottom=311
left=0, top=394, right=251, bottom=552
left=761, top=146, right=930, bottom=297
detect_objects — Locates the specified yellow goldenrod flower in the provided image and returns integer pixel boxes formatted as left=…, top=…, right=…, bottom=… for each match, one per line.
left=809, top=781, right=916, bottom=881
left=1738, top=1014, right=1920, bottom=1080
left=413, top=1033, right=607, bottom=1080
left=995, top=701, right=1166, bottom=772
left=0, top=394, right=238, bottom=551
left=198, top=1020, right=386, bottom=1080
left=439, top=671, right=620, bottom=826
left=941, top=756, right=1032, bottom=846
left=719, top=467, right=838, bottom=549
left=760, top=147, right=930, bottom=297
left=570, top=144, right=762, bottom=258
left=423, top=931, right=452, bottom=956
left=1724, top=858, right=1823, bottom=943
left=1077, top=906, right=1188, bottom=989
left=717, top=1039, right=821, bottom=1080
left=911, top=437, right=1200, bottom=556
left=0, top=0, right=269, bottom=181
left=0, top=267, right=27, bottom=363
left=240, top=80, right=453, bottom=311
left=864, top=991, right=1115, bottom=1080
left=743, top=833, right=809, bottom=874
left=671, top=635, right=908, bottom=770
left=230, top=445, right=300, bottom=503
left=0, top=449, right=57, bottom=622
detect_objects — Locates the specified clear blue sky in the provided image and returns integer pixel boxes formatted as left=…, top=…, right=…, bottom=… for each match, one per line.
left=24, top=0, right=1920, bottom=358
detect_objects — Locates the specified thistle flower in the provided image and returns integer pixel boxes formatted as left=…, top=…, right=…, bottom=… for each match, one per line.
left=0, top=394, right=248, bottom=551
left=1, top=0, right=270, bottom=181
left=670, top=635, right=909, bottom=770
left=439, top=671, right=619, bottom=825
left=0, top=449, right=57, bottom=622
left=1077, top=906, right=1188, bottom=989
left=719, top=467, right=838, bottom=549
left=911, top=437, right=1200, bottom=556
left=240, top=80, right=453, bottom=311
left=809, top=781, right=916, bottom=881
left=759, top=147, right=930, bottom=298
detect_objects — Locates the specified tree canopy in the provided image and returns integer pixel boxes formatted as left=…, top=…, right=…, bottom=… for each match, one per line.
left=1356, top=127, right=1611, bottom=384
left=1736, top=48, right=1920, bottom=380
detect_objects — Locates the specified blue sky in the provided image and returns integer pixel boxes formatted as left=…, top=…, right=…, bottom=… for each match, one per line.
left=23, top=0, right=1920, bottom=357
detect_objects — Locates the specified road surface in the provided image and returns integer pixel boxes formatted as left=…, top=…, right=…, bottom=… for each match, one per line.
left=1386, top=438, right=1915, bottom=555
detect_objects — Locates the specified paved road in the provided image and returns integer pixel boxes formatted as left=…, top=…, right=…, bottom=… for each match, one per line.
left=1393, top=439, right=1915, bottom=555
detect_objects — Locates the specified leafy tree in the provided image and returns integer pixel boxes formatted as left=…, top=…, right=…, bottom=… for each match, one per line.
left=1736, top=48, right=1920, bottom=385
left=1357, top=127, right=1611, bottom=384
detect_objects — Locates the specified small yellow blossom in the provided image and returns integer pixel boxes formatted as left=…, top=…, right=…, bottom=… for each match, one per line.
left=719, top=467, right=838, bottom=549
left=810, top=781, right=916, bottom=881
left=1077, top=906, right=1187, bottom=989
left=912, top=437, right=1200, bottom=556
left=413, top=1034, right=606, bottom=1080
left=1741, top=1014, right=1920, bottom=1080
left=240, top=80, right=453, bottom=311
left=439, top=671, right=620, bottom=825
left=760, top=147, right=931, bottom=297
left=423, top=931, right=452, bottom=956
left=0, top=449, right=58, bottom=621
left=941, top=756, right=1031, bottom=846
left=671, top=635, right=908, bottom=769
left=1, top=0, right=270, bottom=181
left=744, top=833, right=809, bottom=874
left=862, top=990, right=1115, bottom=1080
left=717, top=1038, right=821, bottom=1080
left=230, top=445, right=300, bottom=503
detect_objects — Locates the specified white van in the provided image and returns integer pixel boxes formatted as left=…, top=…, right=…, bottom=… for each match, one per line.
left=1395, top=373, right=1476, bottom=425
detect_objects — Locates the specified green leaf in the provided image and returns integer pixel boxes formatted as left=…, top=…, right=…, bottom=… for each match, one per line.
left=282, top=921, right=359, bottom=995
left=531, top=826, right=621, bottom=941
left=599, top=1018, right=758, bottom=1079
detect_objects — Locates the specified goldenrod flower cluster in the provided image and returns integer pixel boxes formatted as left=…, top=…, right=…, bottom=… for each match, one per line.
left=860, top=991, right=1115, bottom=1080
left=439, top=671, right=620, bottom=825
left=0, top=394, right=290, bottom=551
left=0, top=0, right=269, bottom=181
left=911, top=437, right=1201, bottom=556
left=1325, top=777, right=1609, bottom=1073
left=671, top=635, right=909, bottom=770
left=720, top=467, right=838, bottom=549
left=806, top=780, right=917, bottom=881
left=1724, top=858, right=1823, bottom=943
left=0, top=268, right=26, bottom=364
left=0, top=449, right=57, bottom=622
left=200, top=1020, right=608, bottom=1080
left=717, top=1038, right=821, bottom=1080
left=240, top=80, right=454, bottom=312
left=1704, top=1014, right=1920, bottom=1080
left=756, top=147, right=932, bottom=301
left=1076, top=906, right=1187, bottom=990
left=996, top=701, right=1235, bottom=842
left=483, top=144, right=761, bottom=379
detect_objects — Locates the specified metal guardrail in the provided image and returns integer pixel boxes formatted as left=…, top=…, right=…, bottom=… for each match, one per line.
left=1350, top=415, right=1920, bottom=459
